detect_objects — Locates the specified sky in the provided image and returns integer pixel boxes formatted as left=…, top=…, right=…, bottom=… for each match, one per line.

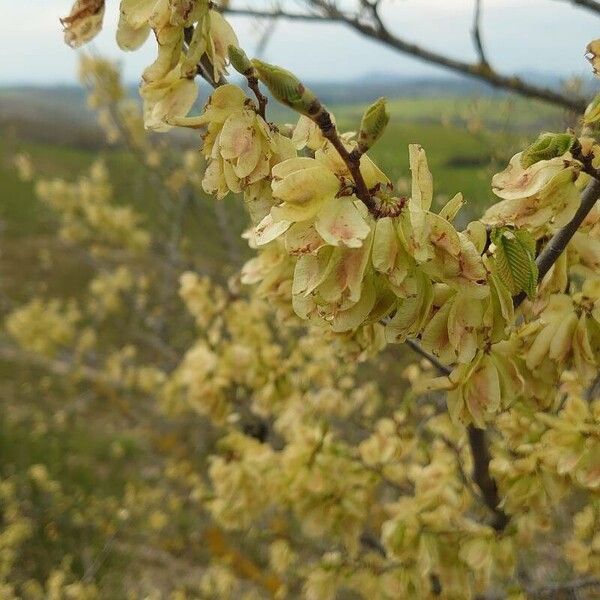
left=0, top=0, right=598, bottom=85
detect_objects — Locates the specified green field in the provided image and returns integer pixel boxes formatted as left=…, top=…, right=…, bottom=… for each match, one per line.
left=1, top=94, right=555, bottom=237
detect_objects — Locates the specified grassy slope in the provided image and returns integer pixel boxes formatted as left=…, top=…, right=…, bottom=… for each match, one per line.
left=0, top=134, right=249, bottom=271
left=0, top=101, right=535, bottom=233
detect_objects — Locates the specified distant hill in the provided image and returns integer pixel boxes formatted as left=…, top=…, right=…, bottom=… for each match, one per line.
left=0, top=71, right=590, bottom=149
left=0, top=86, right=104, bottom=149
left=0, top=86, right=93, bottom=124
left=306, top=70, right=597, bottom=105
left=1, top=70, right=591, bottom=114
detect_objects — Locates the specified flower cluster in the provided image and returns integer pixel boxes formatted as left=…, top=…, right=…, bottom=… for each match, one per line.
left=140, top=54, right=600, bottom=430
left=35, top=161, right=150, bottom=253
left=171, top=84, right=295, bottom=208
left=63, top=0, right=240, bottom=131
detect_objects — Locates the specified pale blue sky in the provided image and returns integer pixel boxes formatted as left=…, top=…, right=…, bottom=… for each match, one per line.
left=0, top=0, right=598, bottom=84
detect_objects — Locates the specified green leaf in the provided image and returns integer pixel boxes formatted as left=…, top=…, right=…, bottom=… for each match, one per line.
left=520, top=132, right=576, bottom=168
left=491, top=227, right=538, bottom=298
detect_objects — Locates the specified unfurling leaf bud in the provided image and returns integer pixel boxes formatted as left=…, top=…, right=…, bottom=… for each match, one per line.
left=491, top=227, right=538, bottom=298
left=251, top=59, right=320, bottom=117
left=520, top=132, right=576, bottom=168
left=358, top=97, right=389, bottom=153
left=228, top=45, right=253, bottom=76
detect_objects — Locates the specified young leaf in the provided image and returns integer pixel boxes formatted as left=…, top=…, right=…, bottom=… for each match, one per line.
left=358, top=97, right=389, bottom=153
left=520, top=132, right=576, bottom=168
left=251, top=59, right=319, bottom=117
left=228, top=45, right=253, bottom=75
left=491, top=227, right=538, bottom=298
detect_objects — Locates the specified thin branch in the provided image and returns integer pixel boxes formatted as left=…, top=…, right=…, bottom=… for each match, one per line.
left=471, top=0, right=489, bottom=67
left=184, top=27, right=226, bottom=89
left=318, top=0, right=587, bottom=113
left=223, top=7, right=336, bottom=21
left=312, top=107, right=381, bottom=216
left=359, top=531, right=387, bottom=557
left=0, top=341, right=132, bottom=392
left=246, top=72, right=268, bottom=119
left=254, top=17, right=277, bottom=58
left=404, top=339, right=508, bottom=529
left=467, top=427, right=509, bottom=530
left=552, top=0, right=600, bottom=15
left=407, top=174, right=600, bottom=528
left=225, top=2, right=588, bottom=112
left=514, top=177, right=600, bottom=308
left=586, top=370, right=600, bottom=400
left=405, top=338, right=450, bottom=375
left=439, top=434, right=488, bottom=508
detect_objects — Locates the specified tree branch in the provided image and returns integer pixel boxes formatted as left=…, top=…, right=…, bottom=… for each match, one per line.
left=407, top=175, right=600, bottom=529
left=405, top=338, right=450, bottom=375
left=225, top=2, right=588, bottom=112
left=223, top=7, right=336, bottom=21
left=243, top=68, right=268, bottom=119
left=586, top=370, right=600, bottom=400
left=405, top=338, right=508, bottom=529
left=467, top=427, right=509, bottom=530
left=184, top=27, right=226, bottom=88
left=406, top=176, right=600, bottom=529
left=514, top=177, right=600, bottom=308
left=313, top=0, right=587, bottom=113
left=553, top=0, right=600, bottom=15
left=471, top=0, right=489, bottom=67
left=0, top=340, right=133, bottom=392
left=313, top=107, right=381, bottom=216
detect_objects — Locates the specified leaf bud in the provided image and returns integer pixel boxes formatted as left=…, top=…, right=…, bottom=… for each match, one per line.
left=228, top=45, right=253, bottom=76
left=251, top=59, right=320, bottom=117
left=358, top=97, right=389, bottom=153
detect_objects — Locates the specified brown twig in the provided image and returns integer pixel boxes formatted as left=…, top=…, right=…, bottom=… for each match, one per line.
left=407, top=183, right=600, bottom=527
left=573, top=142, right=600, bottom=180
left=223, top=6, right=336, bottom=21
left=198, top=54, right=227, bottom=87
left=405, top=338, right=508, bottom=529
left=183, top=26, right=226, bottom=89
left=223, top=3, right=588, bottom=113
left=553, top=0, right=600, bottom=14
left=439, top=434, right=488, bottom=508
left=586, top=370, right=600, bottom=400
left=405, top=338, right=451, bottom=375
left=246, top=71, right=268, bottom=119
left=311, top=0, right=587, bottom=113
left=471, top=0, right=489, bottom=68
left=514, top=177, right=600, bottom=308
left=467, top=427, right=509, bottom=530
left=313, top=107, right=381, bottom=216
left=408, top=169, right=600, bottom=529
left=359, top=531, right=387, bottom=557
